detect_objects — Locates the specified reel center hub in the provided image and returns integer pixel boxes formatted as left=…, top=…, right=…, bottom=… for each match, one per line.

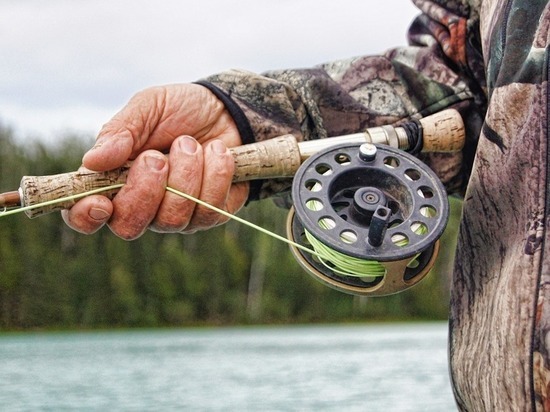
left=352, top=187, right=387, bottom=222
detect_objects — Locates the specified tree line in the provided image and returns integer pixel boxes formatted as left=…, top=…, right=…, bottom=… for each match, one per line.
left=0, top=125, right=460, bottom=330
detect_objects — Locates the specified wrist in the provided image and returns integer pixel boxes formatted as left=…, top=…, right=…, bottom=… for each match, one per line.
left=194, top=81, right=263, bottom=202
left=194, top=81, right=255, bottom=146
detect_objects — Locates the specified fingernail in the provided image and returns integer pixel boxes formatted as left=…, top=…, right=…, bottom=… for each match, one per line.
left=89, top=208, right=110, bottom=221
left=145, top=154, right=166, bottom=171
left=178, top=136, right=198, bottom=154
left=211, top=140, right=227, bottom=155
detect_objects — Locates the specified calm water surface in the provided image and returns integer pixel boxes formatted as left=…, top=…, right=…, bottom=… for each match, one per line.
left=0, top=323, right=456, bottom=411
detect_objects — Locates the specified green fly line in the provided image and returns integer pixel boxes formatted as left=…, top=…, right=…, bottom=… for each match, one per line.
left=0, top=184, right=426, bottom=279
left=301, top=193, right=428, bottom=279
left=304, top=230, right=386, bottom=278
left=303, top=224, right=427, bottom=279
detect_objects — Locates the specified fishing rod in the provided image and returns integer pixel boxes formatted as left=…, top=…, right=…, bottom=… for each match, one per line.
left=0, top=109, right=465, bottom=297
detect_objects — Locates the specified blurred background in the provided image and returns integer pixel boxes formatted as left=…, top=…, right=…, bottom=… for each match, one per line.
left=0, top=1, right=460, bottom=410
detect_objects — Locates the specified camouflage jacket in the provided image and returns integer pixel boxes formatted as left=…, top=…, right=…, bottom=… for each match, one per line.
left=198, top=0, right=550, bottom=410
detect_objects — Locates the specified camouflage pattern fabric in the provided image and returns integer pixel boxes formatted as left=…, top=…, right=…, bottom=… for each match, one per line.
left=200, top=0, right=550, bottom=409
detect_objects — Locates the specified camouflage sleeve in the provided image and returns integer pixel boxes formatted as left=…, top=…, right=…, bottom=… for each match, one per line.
left=197, top=0, right=487, bottom=202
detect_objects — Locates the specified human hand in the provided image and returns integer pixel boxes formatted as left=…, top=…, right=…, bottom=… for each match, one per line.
left=62, top=84, right=249, bottom=239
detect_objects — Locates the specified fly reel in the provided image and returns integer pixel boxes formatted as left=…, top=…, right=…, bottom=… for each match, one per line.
left=287, top=143, right=449, bottom=296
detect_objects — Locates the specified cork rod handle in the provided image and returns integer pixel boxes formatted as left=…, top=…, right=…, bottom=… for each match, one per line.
left=20, top=135, right=302, bottom=217
left=418, top=109, right=465, bottom=152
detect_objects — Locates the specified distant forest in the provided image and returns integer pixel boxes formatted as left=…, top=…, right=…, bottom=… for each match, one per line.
left=0, top=125, right=461, bottom=330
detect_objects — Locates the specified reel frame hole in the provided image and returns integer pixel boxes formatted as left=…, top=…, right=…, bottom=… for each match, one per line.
left=318, top=217, right=336, bottom=230
left=391, top=233, right=410, bottom=247
left=411, top=221, right=428, bottom=236
left=340, top=230, right=358, bottom=244
left=315, top=164, right=333, bottom=176
left=306, top=199, right=324, bottom=211
left=383, top=156, right=400, bottom=169
left=420, top=205, right=437, bottom=218
left=305, top=180, right=322, bottom=192
left=405, top=168, right=422, bottom=181
left=417, top=186, right=435, bottom=199
left=335, top=153, right=351, bottom=165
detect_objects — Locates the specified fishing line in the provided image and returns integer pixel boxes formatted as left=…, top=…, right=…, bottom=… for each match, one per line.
left=0, top=184, right=320, bottom=260
left=0, top=146, right=438, bottom=286
left=298, top=188, right=386, bottom=278
left=0, top=183, right=408, bottom=279
left=0, top=184, right=124, bottom=217
left=164, top=187, right=321, bottom=259
left=170, top=185, right=391, bottom=279
left=304, top=230, right=386, bottom=278
left=0, top=183, right=301, bottom=247
left=302, top=223, right=428, bottom=279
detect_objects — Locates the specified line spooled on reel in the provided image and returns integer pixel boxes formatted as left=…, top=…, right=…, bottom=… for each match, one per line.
left=287, top=143, right=449, bottom=297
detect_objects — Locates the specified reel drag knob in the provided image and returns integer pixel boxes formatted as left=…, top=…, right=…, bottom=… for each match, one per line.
left=287, top=143, right=449, bottom=297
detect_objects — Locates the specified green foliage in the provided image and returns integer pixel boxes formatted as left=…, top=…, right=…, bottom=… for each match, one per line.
left=0, top=126, right=460, bottom=330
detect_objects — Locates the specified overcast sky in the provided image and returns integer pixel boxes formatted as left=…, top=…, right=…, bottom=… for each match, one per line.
left=0, top=0, right=419, bottom=145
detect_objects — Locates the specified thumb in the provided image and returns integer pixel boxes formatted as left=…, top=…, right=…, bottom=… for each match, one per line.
left=82, top=127, right=135, bottom=171
left=82, top=88, right=160, bottom=171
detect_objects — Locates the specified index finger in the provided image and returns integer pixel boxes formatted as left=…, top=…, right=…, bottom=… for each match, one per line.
left=83, top=128, right=135, bottom=171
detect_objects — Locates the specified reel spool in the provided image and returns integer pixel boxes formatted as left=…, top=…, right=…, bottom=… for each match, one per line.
left=287, top=143, right=449, bottom=297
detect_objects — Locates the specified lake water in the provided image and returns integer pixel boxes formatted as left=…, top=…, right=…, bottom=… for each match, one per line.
left=0, top=323, right=456, bottom=411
